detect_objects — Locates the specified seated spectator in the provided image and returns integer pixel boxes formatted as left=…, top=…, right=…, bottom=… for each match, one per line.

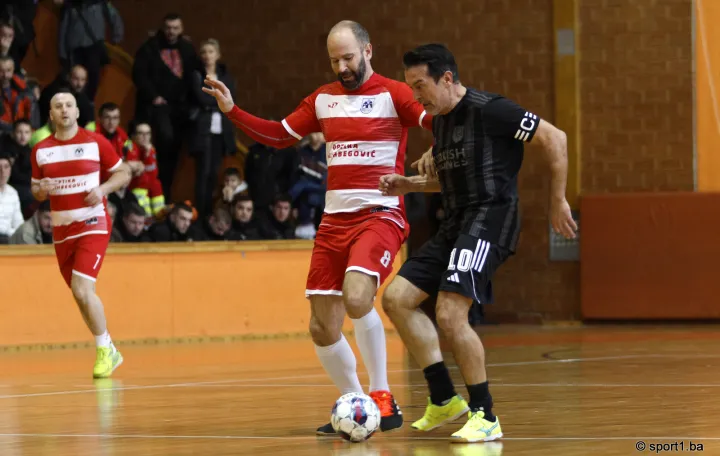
left=220, top=167, right=248, bottom=204
left=0, top=152, right=22, bottom=243
left=228, top=194, right=262, bottom=241
left=106, top=201, right=123, bottom=242
left=9, top=199, right=52, bottom=244
left=125, top=121, right=165, bottom=217
left=95, top=102, right=130, bottom=156
left=290, top=132, right=327, bottom=239
left=39, top=65, right=94, bottom=126
left=0, top=2, right=37, bottom=72
left=3, top=119, right=32, bottom=214
left=148, top=202, right=194, bottom=242
left=114, top=201, right=151, bottom=243
left=0, top=21, right=21, bottom=75
left=259, top=194, right=295, bottom=240
left=188, top=206, right=233, bottom=241
left=245, top=142, right=298, bottom=219
left=0, top=55, right=34, bottom=133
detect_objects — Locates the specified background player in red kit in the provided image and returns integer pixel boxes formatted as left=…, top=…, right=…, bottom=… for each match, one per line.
left=31, top=92, right=132, bottom=378
left=203, top=20, right=432, bottom=434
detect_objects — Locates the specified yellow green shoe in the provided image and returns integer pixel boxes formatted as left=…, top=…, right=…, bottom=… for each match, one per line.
left=450, top=410, right=502, bottom=443
left=92, top=346, right=123, bottom=379
left=411, top=395, right=470, bottom=431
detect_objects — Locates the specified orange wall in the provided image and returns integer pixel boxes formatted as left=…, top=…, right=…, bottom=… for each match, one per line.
left=0, top=242, right=405, bottom=347
left=696, top=0, right=720, bottom=191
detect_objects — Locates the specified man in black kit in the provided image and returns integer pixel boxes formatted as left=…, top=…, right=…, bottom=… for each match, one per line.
left=380, top=43, right=577, bottom=443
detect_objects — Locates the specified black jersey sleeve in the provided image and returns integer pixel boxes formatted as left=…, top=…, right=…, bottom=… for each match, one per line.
left=483, top=97, right=540, bottom=143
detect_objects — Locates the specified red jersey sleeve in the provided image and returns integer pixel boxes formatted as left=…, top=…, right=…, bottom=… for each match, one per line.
left=389, top=81, right=432, bottom=130
left=30, top=144, right=42, bottom=183
left=96, top=134, right=123, bottom=173
left=124, top=141, right=141, bottom=161
left=281, top=92, right=322, bottom=140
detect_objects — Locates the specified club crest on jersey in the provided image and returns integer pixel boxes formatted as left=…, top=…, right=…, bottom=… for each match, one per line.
left=452, top=126, right=464, bottom=143
left=74, top=147, right=84, bottom=157
left=360, top=98, right=374, bottom=114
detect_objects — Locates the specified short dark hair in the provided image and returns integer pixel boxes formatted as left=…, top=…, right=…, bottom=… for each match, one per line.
left=224, top=167, right=240, bottom=177
left=273, top=193, right=292, bottom=206
left=164, top=12, right=181, bottom=22
left=232, top=194, right=252, bottom=207
left=211, top=206, right=231, bottom=224
left=99, top=102, right=120, bottom=116
left=0, top=55, right=14, bottom=66
left=170, top=202, right=193, bottom=216
left=13, top=119, right=31, bottom=130
left=123, top=201, right=146, bottom=219
left=0, top=21, right=12, bottom=31
left=402, top=43, right=460, bottom=83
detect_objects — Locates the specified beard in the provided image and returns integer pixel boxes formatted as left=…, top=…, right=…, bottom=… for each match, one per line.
left=337, top=58, right=367, bottom=90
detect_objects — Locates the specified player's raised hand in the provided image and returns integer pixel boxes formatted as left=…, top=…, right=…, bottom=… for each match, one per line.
left=85, top=187, right=106, bottom=206
left=379, top=174, right=411, bottom=196
left=202, top=78, right=234, bottom=113
left=411, top=147, right=436, bottom=179
left=550, top=197, right=578, bottom=239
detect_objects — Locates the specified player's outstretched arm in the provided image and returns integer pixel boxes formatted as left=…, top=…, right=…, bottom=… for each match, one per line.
left=202, top=78, right=299, bottom=149
left=532, top=119, right=578, bottom=239
left=379, top=174, right=441, bottom=196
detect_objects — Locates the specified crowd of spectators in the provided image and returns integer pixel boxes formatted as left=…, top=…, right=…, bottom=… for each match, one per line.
left=0, top=3, right=328, bottom=245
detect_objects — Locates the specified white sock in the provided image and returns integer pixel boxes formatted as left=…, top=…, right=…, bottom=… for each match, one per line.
left=94, top=331, right=113, bottom=349
left=351, top=308, right=390, bottom=392
left=315, top=334, right=364, bottom=394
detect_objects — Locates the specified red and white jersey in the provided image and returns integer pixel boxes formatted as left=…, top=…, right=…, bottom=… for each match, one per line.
left=31, top=128, right=122, bottom=243
left=282, top=73, right=431, bottom=217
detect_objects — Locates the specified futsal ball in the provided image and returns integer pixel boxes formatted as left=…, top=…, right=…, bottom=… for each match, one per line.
left=330, top=392, right=381, bottom=442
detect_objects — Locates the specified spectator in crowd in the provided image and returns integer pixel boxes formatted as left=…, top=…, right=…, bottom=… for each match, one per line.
left=188, top=206, right=233, bottom=241
left=39, top=64, right=94, bottom=126
left=0, top=1, right=38, bottom=71
left=228, top=194, right=261, bottom=241
left=148, top=201, right=194, bottom=242
left=0, top=55, right=35, bottom=133
left=133, top=12, right=200, bottom=201
left=290, top=132, right=327, bottom=239
left=105, top=200, right=122, bottom=242
left=3, top=119, right=32, bottom=214
left=244, top=143, right=297, bottom=219
left=220, top=167, right=247, bottom=205
left=259, top=193, right=295, bottom=240
left=190, top=38, right=237, bottom=218
left=0, top=152, right=22, bottom=243
left=0, top=21, right=21, bottom=76
left=95, top=102, right=129, bottom=156
left=57, top=0, right=124, bottom=101
left=125, top=121, right=164, bottom=217
left=9, top=199, right=53, bottom=245
left=114, top=201, right=151, bottom=243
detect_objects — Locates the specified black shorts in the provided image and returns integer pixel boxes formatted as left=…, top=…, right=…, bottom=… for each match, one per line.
left=397, top=233, right=511, bottom=304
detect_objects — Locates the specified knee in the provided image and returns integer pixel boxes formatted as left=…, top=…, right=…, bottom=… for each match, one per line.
left=435, top=298, right=470, bottom=336
left=343, top=272, right=376, bottom=319
left=381, top=281, right=404, bottom=315
left=70, top=279, right=94, bottom=306
left=309, top=315, right=341, bottom=347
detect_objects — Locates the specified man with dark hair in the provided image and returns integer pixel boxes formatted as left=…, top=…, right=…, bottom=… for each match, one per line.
left=148, top=201, right=194, bottom=242
left=115, top=201, right=150, bottom=243
left=133, top=12, right=200, bottom=200
left=203, top=19, right=432, bottom=434
left=0, top=54, right=34, bottom=133
left=379, top=43, right=577, bottom=443
left=259, top=193, right=295, bottom=240
left=188, top=205, right=233, bottom=241
left=9, top=199, right=53, bottom=244
left=228, top=194, right=261, bottom=240
left=3, top=119, right=32, bottom=214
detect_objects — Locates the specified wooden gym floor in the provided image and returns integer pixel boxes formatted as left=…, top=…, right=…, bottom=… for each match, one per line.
left=0, top=324, right=718, bottom=455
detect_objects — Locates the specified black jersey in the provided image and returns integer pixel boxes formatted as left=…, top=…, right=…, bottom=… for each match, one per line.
left=431, top=88, right=540, bottom=252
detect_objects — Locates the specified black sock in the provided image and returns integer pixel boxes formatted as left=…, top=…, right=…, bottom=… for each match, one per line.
left=423, top=361, right=457, bottom=406
left=466, top=381, right=496, bottom=422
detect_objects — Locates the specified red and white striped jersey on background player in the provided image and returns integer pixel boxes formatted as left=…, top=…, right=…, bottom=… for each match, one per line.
left=31, top=128, right=122, bottom=243
left=281, top=73, right=432, bottom=219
